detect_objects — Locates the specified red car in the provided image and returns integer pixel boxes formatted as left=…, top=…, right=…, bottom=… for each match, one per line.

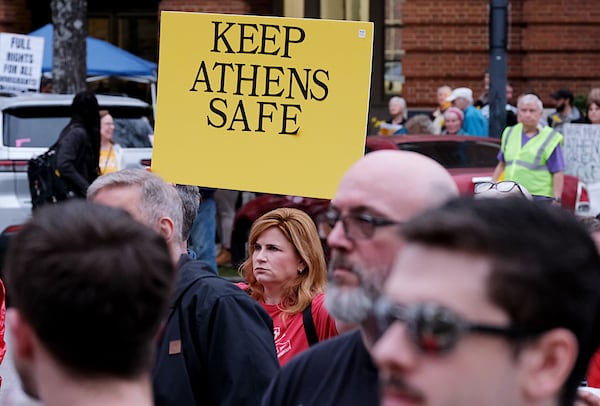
left=230, top=135, right=591, bottom=265
left=382, top=135, right=590, bottom=211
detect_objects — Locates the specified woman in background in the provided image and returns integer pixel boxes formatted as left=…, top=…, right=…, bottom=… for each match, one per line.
left=379, top=96, right=409, bottom=135
left=442, top=107, right=467, bottom=135
left=589, top=97, right=600, bottom=125
left=574, top=89, right=600, bottom=125
left=239, top=208, right=338, bottom=366
left=99, top=110, right=124, bottom=175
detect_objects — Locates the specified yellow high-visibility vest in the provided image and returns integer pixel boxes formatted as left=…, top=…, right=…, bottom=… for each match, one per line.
left=501, top=123, right=562, bottom=197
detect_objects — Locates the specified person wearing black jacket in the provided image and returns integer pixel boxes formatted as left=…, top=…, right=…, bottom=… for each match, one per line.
left=87, top=169, right=279, bottom=406
left=55, top=90, right=101, bottom=197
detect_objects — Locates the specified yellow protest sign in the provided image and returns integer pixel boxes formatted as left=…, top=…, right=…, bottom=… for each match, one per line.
left=152, top=11, right=373, bottom=198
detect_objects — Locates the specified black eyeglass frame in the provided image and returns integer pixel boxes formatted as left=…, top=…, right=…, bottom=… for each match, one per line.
left=317, top=208, right=404, bottom=241
left=374, top=297, right=535, bottom=354
left=474, top=181, right=525, bottom=195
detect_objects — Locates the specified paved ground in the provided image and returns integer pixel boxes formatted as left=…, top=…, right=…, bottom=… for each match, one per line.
left=0, top=322, right=41, bottom=406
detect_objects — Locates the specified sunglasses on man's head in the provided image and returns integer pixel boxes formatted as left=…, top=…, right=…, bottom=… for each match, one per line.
left=373, top=297, right=535, bottom=354
left=474, top=181, right=525, bottom=195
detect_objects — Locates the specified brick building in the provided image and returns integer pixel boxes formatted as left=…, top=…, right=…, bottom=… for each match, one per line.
left=399, top=0, right=600, bottom=110
left=2, top=0, right=599, bottom=116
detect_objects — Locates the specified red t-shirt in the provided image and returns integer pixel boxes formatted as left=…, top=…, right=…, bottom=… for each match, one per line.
left=261, top=292, right=338, bottom=366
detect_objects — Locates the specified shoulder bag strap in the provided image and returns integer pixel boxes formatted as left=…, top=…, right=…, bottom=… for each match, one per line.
left=303, top=301, right=319, bottom=346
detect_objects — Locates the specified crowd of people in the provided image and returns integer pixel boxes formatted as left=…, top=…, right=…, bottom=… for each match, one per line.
left=378, top=82, right=599, bottom=138
left=376, top=83, right=599, bottom=208
left=0, top=85, right=599, bottom=406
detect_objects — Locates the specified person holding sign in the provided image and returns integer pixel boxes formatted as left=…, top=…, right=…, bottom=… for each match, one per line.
left=492, top=94, right=565, bottom=204
left=238, top=208, right=338, bottom=366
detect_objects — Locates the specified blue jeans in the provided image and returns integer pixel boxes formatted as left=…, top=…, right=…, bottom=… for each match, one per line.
left=188, top=196, right=217, bottom=273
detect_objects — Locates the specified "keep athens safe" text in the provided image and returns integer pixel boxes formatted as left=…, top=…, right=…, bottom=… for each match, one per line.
left=189, top=21, right=330, bottom=135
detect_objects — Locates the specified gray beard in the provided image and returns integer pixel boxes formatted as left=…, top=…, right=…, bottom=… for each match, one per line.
left=324, top=283, right=375, bottom=324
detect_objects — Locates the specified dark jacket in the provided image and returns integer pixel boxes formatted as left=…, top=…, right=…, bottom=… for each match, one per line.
left=55, top=121, right=99, bottom=197
left=55, top=91, right=100, bottom=197
left=153, top=255, right=279, bottom=406
left=261, top=330, right=379, bottom=406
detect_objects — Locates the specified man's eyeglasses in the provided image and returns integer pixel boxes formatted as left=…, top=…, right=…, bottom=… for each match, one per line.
left=317, top=208, right=403, bottom=241
left=474, top=181, right=525, bottom=195
left=374, top=297, right=535, bottom=354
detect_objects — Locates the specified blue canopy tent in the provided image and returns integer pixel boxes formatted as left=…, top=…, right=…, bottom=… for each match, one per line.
left=29, top=24, right=157, bottom=115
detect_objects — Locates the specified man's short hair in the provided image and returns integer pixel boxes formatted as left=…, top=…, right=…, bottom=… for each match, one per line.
left=4, top=200, right=174, bottom=378
left=87, top=169, right=184, bottom=243
left=551, top=88, right=574, bottom=105
left=399, top=197, right=600, bottom=405
left=517, top=93, right=543, bottom=111
left=175, top=184, right=200, bottom=241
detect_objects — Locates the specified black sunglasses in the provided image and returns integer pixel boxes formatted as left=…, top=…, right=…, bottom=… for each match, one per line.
left=374, top=297, right=535, bottom=354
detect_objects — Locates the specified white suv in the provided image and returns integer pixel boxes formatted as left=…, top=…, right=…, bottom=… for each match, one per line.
left=0, top=92, right=153, bottom=236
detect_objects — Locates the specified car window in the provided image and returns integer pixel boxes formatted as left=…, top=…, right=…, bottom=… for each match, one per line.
left=397, top=141, right=499, bottom=168
left=3, top=105, right=153, bottom=148
left=112, top=110, right=153, bottom=148
left=3, top=106, right=70, bottom=147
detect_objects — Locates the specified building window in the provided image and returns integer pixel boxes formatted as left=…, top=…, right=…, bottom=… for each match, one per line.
left=384, top=0, right=403, bottom=96
left=283, top=0, right=368, bottom=21
left=88, top=13, right=158, bottom=63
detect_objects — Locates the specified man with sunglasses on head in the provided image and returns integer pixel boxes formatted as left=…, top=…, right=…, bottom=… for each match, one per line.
left=261, top=150, right=458, bottom=405
left=373, top=197, right=600, bottom=406
left=474, top=180, right=533, bottom=200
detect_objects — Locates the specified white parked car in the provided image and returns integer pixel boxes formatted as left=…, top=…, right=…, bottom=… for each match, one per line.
left=0, top=92, right=153, bottom=246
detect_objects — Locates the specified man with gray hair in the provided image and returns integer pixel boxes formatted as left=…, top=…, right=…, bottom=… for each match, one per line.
left=446, top=86, right=488, bottom=136
left=88, top=169, right=279, bottom=406
left=491, top=93, right=565, bottom=203
left=261, top=150, right=458, bottom=405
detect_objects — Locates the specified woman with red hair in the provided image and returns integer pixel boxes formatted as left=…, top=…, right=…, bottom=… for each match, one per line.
left=239, top=208, right=338, bottom=366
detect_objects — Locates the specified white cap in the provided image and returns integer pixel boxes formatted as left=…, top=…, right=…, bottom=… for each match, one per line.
left=446, top=87, right=473, bottom=103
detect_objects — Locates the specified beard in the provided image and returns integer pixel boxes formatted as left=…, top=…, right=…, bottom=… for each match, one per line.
left=324, top=254, right=386, bottom=324
left=325, top=282, right=374, bottom=324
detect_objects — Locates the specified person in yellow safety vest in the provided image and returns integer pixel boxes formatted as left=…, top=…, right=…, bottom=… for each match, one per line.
left=491, top=93, right=564, bottom=205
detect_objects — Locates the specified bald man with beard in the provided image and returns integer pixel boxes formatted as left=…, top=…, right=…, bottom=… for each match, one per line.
left=261, top=150, right=459, bottom=406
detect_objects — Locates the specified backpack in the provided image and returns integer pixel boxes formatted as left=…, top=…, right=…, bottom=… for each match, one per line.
left=27, top=143, right=70, bottom=209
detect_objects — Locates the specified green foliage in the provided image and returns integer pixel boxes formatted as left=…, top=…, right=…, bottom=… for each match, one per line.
left=218, top=266, right=242, bottom=281
left=574, top=94, right=588, bottom=117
